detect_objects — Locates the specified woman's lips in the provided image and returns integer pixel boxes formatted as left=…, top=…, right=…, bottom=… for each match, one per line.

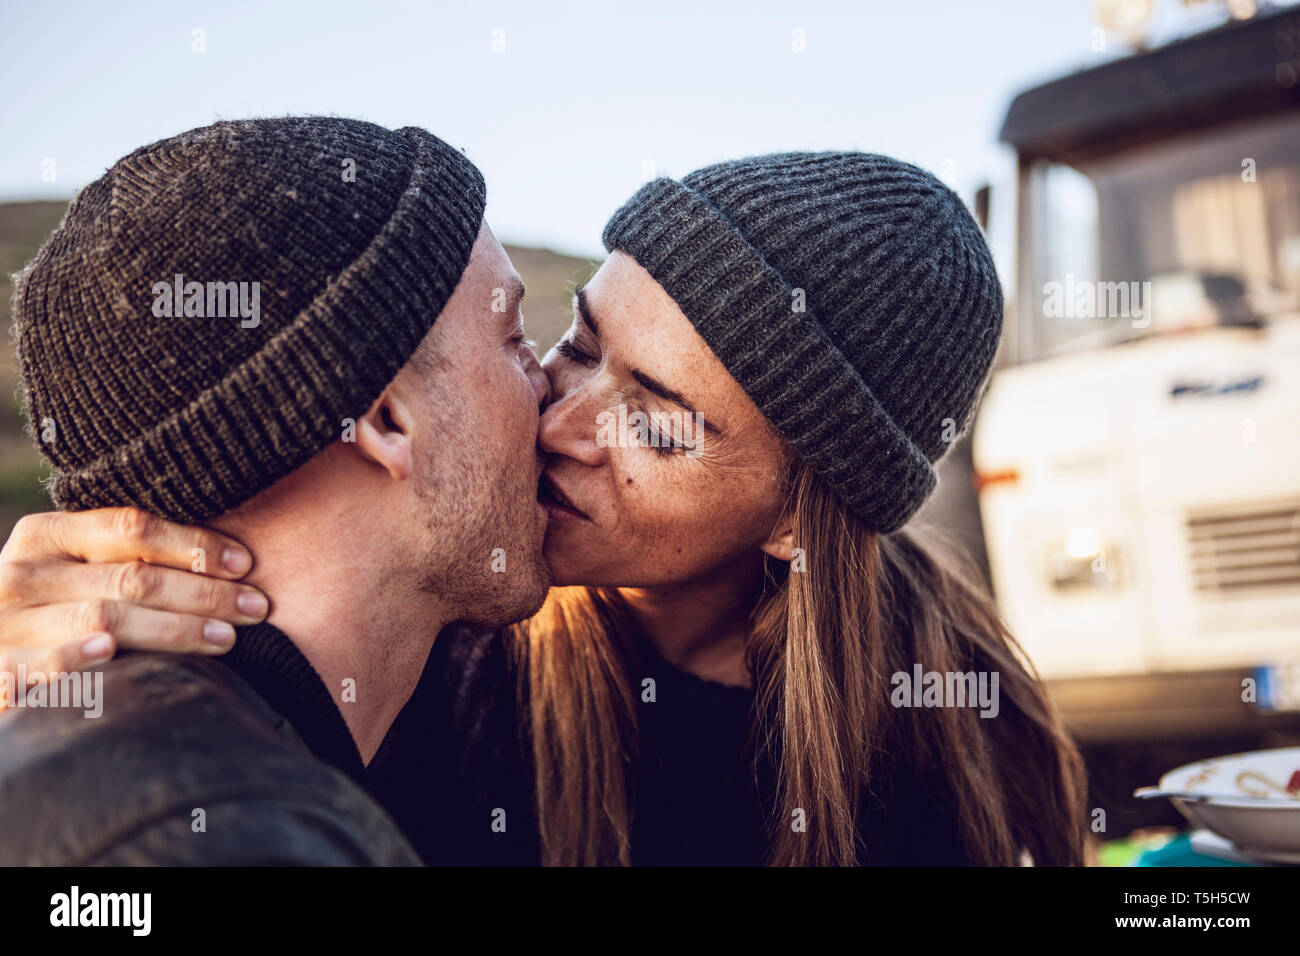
left=538, top=474, right=591, bottom=522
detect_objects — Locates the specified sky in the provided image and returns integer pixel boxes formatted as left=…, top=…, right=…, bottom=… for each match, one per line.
left=0, top=0, right=1278, bottom=265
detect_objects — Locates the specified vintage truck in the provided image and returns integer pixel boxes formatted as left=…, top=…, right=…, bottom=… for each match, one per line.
left=970, top=4, right=1300, bottom=744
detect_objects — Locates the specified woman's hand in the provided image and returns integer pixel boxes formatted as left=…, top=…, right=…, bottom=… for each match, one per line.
left=0, top=508, right=267, bottom=683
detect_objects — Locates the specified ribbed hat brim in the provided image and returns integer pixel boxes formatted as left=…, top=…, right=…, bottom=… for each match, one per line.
left=37, top=126, right=485, bottom=522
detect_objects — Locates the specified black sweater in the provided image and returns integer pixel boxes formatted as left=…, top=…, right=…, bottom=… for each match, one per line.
left=371, top=626, right=972, bottom=866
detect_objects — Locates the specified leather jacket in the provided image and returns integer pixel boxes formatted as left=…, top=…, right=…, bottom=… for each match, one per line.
left=0, top=628, right=420, bottom=866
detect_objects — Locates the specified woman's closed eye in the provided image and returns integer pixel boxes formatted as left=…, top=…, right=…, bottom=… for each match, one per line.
left=647, top=433, right=687, bottom=457
left=555, top=337, right=598, bottom=367
left=643, top=410, right=697, bottom=457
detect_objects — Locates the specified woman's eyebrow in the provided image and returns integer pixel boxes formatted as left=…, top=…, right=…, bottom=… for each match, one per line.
left=629, top=369, right=722, bottom=436
left=574, top=286, right=598, bottom=335
left=574, top=284, right=721, bottom=436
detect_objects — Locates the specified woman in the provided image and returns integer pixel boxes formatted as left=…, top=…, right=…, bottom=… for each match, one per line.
left=0, top=151, right=1087, bottom=866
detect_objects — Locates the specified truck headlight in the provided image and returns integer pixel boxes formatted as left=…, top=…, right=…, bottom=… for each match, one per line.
left=1048, top=526, right=1125, bottom=589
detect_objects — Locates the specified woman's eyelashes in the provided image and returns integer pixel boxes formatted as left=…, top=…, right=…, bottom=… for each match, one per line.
left=642, top=410, right=693, bottom=457
left=649, top=437, right=684, bottom=457
left=555, top=337, right=598, bottom=366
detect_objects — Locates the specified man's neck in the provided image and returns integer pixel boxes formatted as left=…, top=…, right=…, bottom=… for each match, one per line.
left=214, top=518, right=450, bottom=765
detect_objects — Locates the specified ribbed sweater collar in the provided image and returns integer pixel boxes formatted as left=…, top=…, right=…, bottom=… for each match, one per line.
left=221, top=621, right=369, bottom=790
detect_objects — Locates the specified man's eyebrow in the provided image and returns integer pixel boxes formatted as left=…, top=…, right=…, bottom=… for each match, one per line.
left=503, top=275, right=525, bottom=315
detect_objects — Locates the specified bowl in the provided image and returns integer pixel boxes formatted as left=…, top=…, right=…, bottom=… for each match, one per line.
left=1137, top=745, right=1300, bottom=864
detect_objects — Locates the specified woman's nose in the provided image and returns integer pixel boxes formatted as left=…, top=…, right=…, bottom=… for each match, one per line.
left=538, top=382, right=607, bottom=467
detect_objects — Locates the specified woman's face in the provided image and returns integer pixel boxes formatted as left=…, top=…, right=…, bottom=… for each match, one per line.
left=538, top=251, right=792, bottom=587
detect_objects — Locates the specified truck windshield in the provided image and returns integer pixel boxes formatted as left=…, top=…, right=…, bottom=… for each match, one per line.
left=1028, top=110, right=1300, bottom=358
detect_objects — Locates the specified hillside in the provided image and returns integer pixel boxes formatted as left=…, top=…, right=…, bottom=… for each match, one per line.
left=0, top=199, right=597, bottom=540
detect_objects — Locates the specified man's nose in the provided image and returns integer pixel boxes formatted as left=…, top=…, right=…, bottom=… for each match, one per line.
left=522, top=345, right=551, bottom=410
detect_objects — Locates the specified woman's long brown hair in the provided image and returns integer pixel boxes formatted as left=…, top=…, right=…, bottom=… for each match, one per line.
left=509, top=462, right=1089, bottom=866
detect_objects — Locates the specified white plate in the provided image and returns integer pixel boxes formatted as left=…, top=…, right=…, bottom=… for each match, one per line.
left=1186, top=829, right=1291, bottom=865
left=1152, top=745, right=1300, bottom=862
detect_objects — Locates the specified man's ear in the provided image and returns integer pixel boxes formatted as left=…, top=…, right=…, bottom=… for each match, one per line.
left=759, top=517, right=795, bottom=563
left=350, top=384, right=416, bottom=482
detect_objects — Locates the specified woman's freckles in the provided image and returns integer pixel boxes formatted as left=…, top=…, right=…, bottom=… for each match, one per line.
left=626, top=478, right=633, bottom=485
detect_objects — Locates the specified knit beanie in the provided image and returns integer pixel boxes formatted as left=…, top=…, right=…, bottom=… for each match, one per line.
left=13, top=116, right=485, bottom=522
left=602, top=152, right=1003, bottom=534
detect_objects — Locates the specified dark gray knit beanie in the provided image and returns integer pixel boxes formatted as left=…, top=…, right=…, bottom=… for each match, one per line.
left=13, top=116, right=485, bottom=522
left=602, top=152, right=1003, bottom=534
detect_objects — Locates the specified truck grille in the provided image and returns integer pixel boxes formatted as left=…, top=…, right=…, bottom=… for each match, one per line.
left=1187, top=500, right=1300, bottom=594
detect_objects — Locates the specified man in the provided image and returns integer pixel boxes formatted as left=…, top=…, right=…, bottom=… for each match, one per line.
left=0, top=117, right=551, bottom=864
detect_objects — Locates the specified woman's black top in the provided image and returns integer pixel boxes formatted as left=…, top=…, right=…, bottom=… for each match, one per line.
left=369, top=626, right=971, bottom=866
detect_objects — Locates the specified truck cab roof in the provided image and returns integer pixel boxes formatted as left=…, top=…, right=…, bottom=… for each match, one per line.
left=1000, top=6, right=1300, bottom=164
